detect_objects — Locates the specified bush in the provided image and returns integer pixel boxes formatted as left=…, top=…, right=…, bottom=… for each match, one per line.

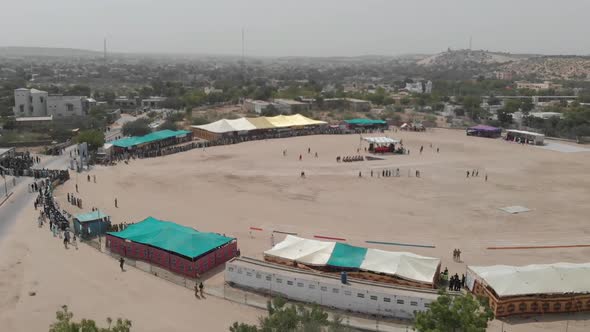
left=159, top=119, right=178, bottom=131
left=122, top=119, right=151, bottom=137
left=49, top=305, right=132, bottom=332
left=192, top=117, right=209, bottom=125
left=76, top=130, right=105, bottom=151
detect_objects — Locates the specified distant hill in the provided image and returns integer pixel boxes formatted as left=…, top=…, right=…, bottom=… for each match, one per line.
left=0, top=46, right=102, bottom=58
left=416, top=49, right=590, bottom=80
left=417, top=49, right=532, bottom=67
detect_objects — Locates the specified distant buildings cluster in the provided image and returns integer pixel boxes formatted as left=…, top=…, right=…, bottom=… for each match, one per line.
left=243, top=97, right=371, bottom=114
left=404, top=81, right=433, bottom=94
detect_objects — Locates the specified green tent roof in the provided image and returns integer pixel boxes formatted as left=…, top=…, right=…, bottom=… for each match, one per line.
left=112, top=130, right=191, bottom=148
left=344, top=119, right=387, bottom=125
left=327, top=243, right=368, bottom=268
left=107, top=217, right=233, bottom=259
left=75, top=211, right=109, bottom=223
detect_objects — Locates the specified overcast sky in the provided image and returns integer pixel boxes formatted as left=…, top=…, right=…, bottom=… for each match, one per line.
left=1, top=0, right=588, bottom=57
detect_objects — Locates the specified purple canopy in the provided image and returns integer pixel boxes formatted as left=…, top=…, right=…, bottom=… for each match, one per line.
left=468, top=125, right=501, bottom=132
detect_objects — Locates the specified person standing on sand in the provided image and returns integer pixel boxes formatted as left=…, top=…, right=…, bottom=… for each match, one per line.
left=75, top=184, right=79, bottom=193
left=485, top=174, right=488, bottom=182
left=93, top=175, right=96, bottom=183
left=115, top=198, right=118, bottom=208
left=194, top=284, right=200, bottom=299
left=199, top=281, right=204, bottom=297
left=119, top=257, right=125, bottom=271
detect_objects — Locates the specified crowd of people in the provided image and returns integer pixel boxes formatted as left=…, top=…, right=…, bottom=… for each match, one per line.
left=67, top=192, right=83, bottom=209
left=337, top=155, right=364, bottom=162
left=0, top=152, right=38, bottom=176
left=108, top=222, right=134, bottom=232
left=448, top=273, right=465, bottom=292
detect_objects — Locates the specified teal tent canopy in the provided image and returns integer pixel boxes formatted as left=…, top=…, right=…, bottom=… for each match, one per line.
left=111, top=130, right=191, bottom=148
left=327, top=243, right=368, bottom=268
left=75, top=211, right=109, bottom=223
left=107, top=217, right=233, bottom=259
left=344, top=119, right=387, bottom=125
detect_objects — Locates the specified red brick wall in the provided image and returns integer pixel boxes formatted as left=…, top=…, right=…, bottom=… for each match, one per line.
left=106, top=236, right=238, bottom=277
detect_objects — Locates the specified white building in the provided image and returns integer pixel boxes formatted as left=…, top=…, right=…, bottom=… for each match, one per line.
left=13, top=88, right=48, bottom=117
left=405, top=81, right=432, bottom=94
left=13, top=88, right=91, bottom=118
left=225, top=257, right=440, bottom=320
left=243, top=100, right=271, bottom=114
left=273, top=99, right=310, bottom=114
left=47, top=95, right=91, bottom=117
left=141, top=97, right=167, bottom=109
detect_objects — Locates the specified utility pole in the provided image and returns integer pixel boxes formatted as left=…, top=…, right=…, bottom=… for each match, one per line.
left=241, top=28, right=246, bottom=82
left=103, top=38, right=107, bottom=64
left=3, top=175, right=7, bottom=197
left=469, top=36, right=472, bottom=50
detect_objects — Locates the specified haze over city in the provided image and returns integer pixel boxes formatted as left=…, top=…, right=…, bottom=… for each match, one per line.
left=2, top=1, right=590, bottom=332
left=1, top=0, right=590, bottom=56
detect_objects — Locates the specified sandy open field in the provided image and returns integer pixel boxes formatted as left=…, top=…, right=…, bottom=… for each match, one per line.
left=2, top=128, right=590, bottom=331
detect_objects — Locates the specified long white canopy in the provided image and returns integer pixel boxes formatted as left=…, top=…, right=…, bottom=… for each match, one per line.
left=265, top=235, right=440, bottom=284
left=362, top=137, right=400, bottom=144
left=468, top=262, right=590, bottom=297
left=193, top=119, right=237, bottom=134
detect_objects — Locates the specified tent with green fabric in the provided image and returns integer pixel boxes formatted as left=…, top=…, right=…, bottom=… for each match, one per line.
left=107, top=216, right=233, bottom=259
left=264, top=235, right=441, bottom=288
left=106, top=217, right=238, bottom=277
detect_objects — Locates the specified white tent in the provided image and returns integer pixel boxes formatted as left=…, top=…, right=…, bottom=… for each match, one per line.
left=360, top=249, right=441, bottom=284
left=192, top=119, right=237, bottom=134
left=468, top=262, right=590, bottom=297
left=226, top=118, right=257, bottom=132
left=362, top=137, right=400, bottom=144
left=265, top=235, right=336, bottom=266
left=264, top=235, right=440, bottom=284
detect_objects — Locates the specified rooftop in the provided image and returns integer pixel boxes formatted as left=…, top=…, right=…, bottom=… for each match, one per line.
left=108, top=216, right=234, bottom=260
left=15, top=116, right=53, bottom=122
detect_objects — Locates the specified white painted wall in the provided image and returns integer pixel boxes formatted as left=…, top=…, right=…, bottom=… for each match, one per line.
left=47, top=96, right=87, bottom=117
left=225, top=261, right=434, bottom=320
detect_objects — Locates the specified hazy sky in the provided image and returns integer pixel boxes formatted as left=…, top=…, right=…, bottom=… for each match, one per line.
left=1, top=0, right=588, bottom=56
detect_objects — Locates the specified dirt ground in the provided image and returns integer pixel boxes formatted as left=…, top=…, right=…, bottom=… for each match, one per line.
left=2, top=128, right=590, bottom=331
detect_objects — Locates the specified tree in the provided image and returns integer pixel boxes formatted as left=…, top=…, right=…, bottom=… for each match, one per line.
left=65, top=85, right=91, bottom=97
left=159, top=119, right=178, bottom=131
left=504, top=99, right=521, bottom=113
left=261, top=104, right=279, bottom=117
left=521, top=98, right=534, bottom=112
left=122, top=119, right=151, bottom=137
left=192, top=116, right=209, bottom=125
left=496, top=109, right=513, bottom=126
left=49, top=305, right=132, bottom=332
left=76, top=130, right=105, bottom=151
left=229, top=297, right=351, bottom=332
left=414, top=291, right=494, bottom=332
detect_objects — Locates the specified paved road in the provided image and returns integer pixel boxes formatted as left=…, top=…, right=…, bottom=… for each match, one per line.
left=0, top=144, right=74, bottom=243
